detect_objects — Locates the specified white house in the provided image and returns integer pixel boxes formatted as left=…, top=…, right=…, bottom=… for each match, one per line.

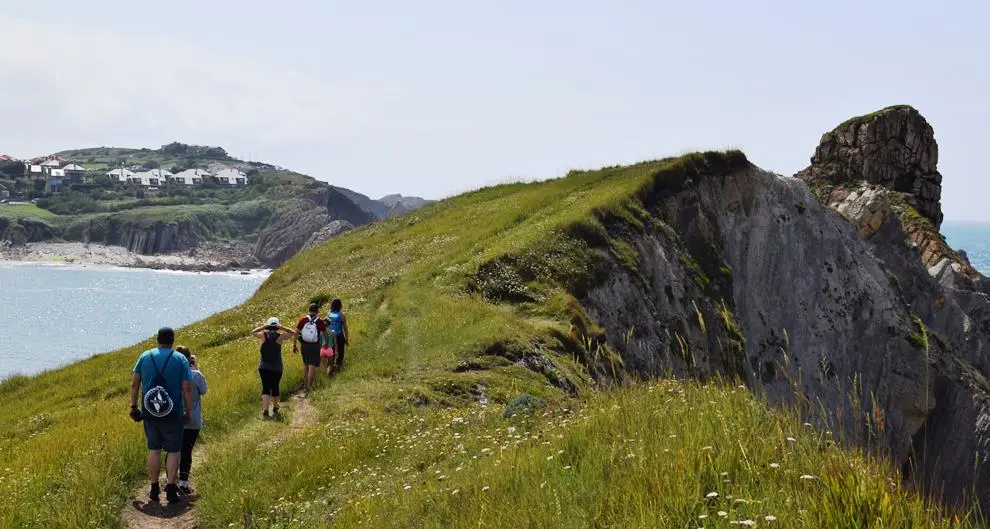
left=171, top=168, right=211, bottom=185
left=108, top=168, right=135, bottom=182
left=213, top=168, right=247, bottom=186
left=129, top=171, right=165, bottom=187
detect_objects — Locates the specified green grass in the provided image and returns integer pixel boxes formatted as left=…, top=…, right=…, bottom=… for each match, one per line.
left=0, top=203, right=57, bottom=219
left=0, top=151, right=980, bottom=528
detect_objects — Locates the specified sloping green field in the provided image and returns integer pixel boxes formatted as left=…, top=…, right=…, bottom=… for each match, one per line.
left=0, top=152, right=979, bottom=528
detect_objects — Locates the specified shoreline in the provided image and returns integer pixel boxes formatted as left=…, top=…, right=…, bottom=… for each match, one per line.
left=0, top=241, right=269, bottom=274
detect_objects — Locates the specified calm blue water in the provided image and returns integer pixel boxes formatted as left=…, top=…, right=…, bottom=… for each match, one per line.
left=0, top=263, right=267, bottom=380
left=943, top=221, right=990, bottom=275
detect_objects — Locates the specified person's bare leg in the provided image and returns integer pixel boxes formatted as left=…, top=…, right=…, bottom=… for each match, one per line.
left=261, top=394, right=270, bottom=413
left=272, top=396, right=280, bottom=409
left=148, top=450, right=162, bottom=484
left=304, top=366, right=314, bottom=391
left=165, top=452, right=181, bottom=485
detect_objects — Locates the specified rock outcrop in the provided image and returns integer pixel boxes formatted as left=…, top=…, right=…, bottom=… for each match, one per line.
left=566, top=119, right=990, bottom=510
left=797, top=105, right=943, bottom=228
left=797, top=105, right=982, bottom=291
left=253, top=187, right=373, bottom=267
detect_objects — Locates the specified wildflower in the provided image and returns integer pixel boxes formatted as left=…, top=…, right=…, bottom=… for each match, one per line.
left=403, top=485, right=412, bottom=490
left=718, top=511, right=728, bottom=517
left=701, top=446, right=714, bottom=451
left=799, top=475, right=816, bottom=480
left=786, top=437, right=796, bottom=442
left=729, top=521, right=756, bottom=527
left=547, top=455, right=554, bottom=461
left=769, top=463, right=780, bottom=469
left=765, top=515, right=777, bottom=521
left=698, top=514, right=708, bottom=519
left=563, top=465, right=572, bottom=470
left=452, top=489, right=460, bottom=495
left=482, top=486, right=491, bottom=492
left=706, top=492, right=719, bottom=498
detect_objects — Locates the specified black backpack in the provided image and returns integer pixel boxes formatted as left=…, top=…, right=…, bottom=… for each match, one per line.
left=142, top=350, right=178, bottom=422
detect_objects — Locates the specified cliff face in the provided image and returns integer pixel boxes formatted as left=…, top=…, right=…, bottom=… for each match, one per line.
left=574, top=109, right=990, bottom=509
left=253, top=187, right=374, bottom=267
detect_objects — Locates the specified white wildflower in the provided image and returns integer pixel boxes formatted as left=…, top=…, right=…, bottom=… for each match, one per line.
left=765, top=515, right=777, bottom=521
left=706, top=492, right=719, bottom=498
left=769, top=463, right=780, bottom=469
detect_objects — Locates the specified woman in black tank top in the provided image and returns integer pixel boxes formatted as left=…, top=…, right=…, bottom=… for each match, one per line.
left=251, top=317, right=297, bottom=419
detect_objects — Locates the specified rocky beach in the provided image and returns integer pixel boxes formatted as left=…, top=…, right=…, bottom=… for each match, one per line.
left=0, top=240, right=265, bottom=272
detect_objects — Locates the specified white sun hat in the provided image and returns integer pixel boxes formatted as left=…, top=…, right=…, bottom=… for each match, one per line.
left=266, top=316, right=280, bottom=327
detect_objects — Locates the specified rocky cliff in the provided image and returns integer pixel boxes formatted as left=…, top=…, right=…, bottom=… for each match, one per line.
left=252, top=186, right=373, bottom=267
left=558, top=109, right=990, bottom=510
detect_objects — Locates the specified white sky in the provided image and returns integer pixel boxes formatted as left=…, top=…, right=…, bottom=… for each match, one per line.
left=0, top=1, right=988, bottom=219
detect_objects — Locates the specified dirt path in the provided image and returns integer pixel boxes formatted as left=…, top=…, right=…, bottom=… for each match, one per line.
left=120, top=445, right=205, bottom=529
left=121, top=394, right=319, bottom=528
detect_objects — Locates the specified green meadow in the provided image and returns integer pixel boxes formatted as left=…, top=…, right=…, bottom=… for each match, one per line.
left=0, top=152, right=980, bottom=528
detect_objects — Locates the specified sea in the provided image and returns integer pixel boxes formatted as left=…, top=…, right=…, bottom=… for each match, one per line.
left=0, top=263, right=267, bottom=380
left=942, top=221, right=990, bottom=275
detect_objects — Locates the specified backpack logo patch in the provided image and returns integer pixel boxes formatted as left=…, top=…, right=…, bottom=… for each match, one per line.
left=143, top=385, right=174, bottom=418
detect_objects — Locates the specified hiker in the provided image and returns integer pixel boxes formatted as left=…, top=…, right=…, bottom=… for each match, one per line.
left=295, top=303, right=329, bottom=394
left=251, top=317, right=297, bottom=418
left=325, top=298, right=350, bottom=374
left=129, top=327, right=193, bottom=504
left=175, top=346, right=208, bottom=495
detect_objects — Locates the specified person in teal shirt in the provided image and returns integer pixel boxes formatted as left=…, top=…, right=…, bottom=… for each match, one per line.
left=129, top=327, right=193, bottom=504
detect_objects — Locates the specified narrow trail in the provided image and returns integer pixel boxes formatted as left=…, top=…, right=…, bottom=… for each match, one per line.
left=120, top=443, right=205, bottom=529
left=121, top=392, right=321, bottom=529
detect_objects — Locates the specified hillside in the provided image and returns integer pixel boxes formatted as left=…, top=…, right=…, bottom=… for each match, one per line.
left=0, top=143, right=431, bottom=268
left=1, top=107, right=988, bottom=528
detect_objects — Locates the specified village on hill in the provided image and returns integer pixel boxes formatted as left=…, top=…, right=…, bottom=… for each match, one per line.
left=0, top=144, right=252, bottom=200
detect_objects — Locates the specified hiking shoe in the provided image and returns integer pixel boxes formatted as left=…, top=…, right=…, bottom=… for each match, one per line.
left=262, top=410, right=270, bottom=420
left=179, top=485, right=194, bottom=495
left=149, top=482, right=160, bottom=503
left=165, top=484, right=181, bottom=503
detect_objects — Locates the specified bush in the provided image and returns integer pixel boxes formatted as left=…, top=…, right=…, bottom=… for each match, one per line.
left=503, top=393, right=547, bottom=418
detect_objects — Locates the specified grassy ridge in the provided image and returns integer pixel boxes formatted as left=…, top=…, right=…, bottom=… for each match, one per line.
left=0, top=152, right=980, bottom=528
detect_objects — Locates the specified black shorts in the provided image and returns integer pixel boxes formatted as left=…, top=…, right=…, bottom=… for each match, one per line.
left=259, top=368, right=282, bottom=396
left=300, top=342, right=321, bottom=367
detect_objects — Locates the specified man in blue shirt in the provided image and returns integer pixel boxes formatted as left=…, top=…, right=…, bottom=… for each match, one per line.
left=129, top=327, right=193, bottom=504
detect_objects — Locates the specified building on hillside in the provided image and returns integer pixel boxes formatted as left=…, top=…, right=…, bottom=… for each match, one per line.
left=213, top=168, right=247, bottom=186
left=46, top=169, right=65, bottom=193
left=39, top=158, right=62, bottom=168
left=108, top=168, right=135, bottom=183
left=26, top=164, right=44, bottom=179
left=149, top=168, right=173, bottom=179
left=171, top=168, right=211, bottom=185
left=62, top=163, right=86, bottom=184
left=0, top=154, right=15, bottom=162
left=131, top=170, right=170, bottom=187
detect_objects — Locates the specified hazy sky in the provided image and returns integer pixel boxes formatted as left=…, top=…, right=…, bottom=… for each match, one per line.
left=1, top=1, right=987, bottom=219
